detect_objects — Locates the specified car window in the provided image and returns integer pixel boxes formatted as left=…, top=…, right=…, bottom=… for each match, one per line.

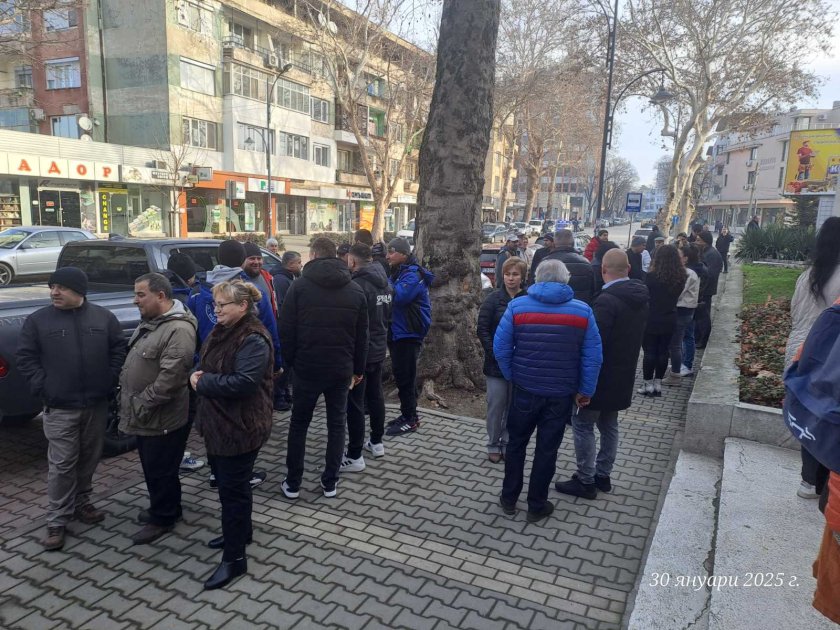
left=0, top=228, right=29, bottom=249
left=60, top=231, right=90, bottom=245
left=23, top=231, right=62, bottom=249
left=169, top=246, right=219, bottom=273
left=60, top=245, right=150, bottom=285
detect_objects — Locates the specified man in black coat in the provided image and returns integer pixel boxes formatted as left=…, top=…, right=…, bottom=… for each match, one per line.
left=279, top=238, right=368, bottom=499
left=694, top=231, right=724, bottom=348
left=555, top=250, right=649, bottom=499
left=495, top=232, right=518, bottom=288
left=530, top=229, right=595, bottom=304
left=342, top=243, right=393, bottom=470
left=646, top=224, right=662, bottom=253
left=271, top=251, right=302, bottom=411
left=528, top=232, right=555, bottom=279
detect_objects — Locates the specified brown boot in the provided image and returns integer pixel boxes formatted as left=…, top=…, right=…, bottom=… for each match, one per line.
left=74, top=503, right=105, bottom=524
left=42, top=526, right=65, bottom=551
left=130, top=523, right=174, bottom=545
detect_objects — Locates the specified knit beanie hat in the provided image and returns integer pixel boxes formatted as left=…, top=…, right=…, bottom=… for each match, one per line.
left=699, top=231, right=713, bottom=246
left=218, top=239, right=246, bottom=267
left=242, top=241, right=262, bottom=258
left=167, top=253, right=197, bottom=281
left=49, top=266, right=88, bottom=296
left=387, top=238, right=412, bottom=256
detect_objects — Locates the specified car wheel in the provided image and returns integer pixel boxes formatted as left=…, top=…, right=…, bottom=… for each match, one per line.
left=101, top=393, right=136, bottom=458
left=0, top=263, right=13, bottom=286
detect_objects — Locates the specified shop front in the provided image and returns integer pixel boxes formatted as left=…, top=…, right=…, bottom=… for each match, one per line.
left=389, top=194, right=417, bottom=233
left=185, top=172, right=269, bottom=237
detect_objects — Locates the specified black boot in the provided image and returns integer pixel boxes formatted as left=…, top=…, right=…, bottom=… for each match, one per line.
left=207, top=535, right=253, bottom=549
left=203, top=557, right=247, bottom=590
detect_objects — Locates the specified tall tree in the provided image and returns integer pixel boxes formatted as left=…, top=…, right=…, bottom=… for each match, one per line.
left=414, top=0, right=501, bottom=396
left=622, top=0, right=833, bottom=233
left=0, top=0, right=86, bottom=58
left=602, top=156, right=639, bottom=217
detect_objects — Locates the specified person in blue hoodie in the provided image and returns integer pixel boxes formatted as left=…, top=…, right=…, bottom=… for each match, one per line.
left=385, top=237, right=433, bottom=436
left=494, top=258, right=602, bottom=524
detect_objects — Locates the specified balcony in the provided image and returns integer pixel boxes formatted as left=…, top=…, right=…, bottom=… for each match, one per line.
left=336, top=170, right=368, bottom=187
left=402, top=180, right=417, bottom=192
left=221, top=36, right=313, bottom=77
left=0, top=87, right=34, bottom=109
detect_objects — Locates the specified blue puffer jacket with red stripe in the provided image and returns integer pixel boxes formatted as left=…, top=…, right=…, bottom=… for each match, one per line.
left=493, top=281, right=602, bottom=398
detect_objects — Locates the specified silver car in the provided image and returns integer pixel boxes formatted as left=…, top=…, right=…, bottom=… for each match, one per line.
left=0, top=226, right=97, bottom=286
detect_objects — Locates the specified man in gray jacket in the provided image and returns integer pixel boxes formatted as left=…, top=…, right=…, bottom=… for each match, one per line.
left=120, top=273, right=197, bottom=545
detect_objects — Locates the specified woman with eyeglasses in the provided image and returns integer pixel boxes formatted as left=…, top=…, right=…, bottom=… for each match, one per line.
left=190, top=280, right=274, bottom=590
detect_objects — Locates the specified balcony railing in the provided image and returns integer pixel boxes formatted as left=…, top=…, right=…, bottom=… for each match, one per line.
left=221, top=36, right=313, bottom=74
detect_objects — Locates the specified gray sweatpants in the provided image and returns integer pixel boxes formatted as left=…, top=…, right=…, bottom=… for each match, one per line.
left=42, top=402, right=108, bottom=527
left=485, top=376, right=512, bottom=454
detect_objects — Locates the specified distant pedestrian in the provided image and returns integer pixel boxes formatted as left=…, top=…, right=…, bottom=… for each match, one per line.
left=584, top=229, right=609, bottom=261
left=517, top=231, right=534, bottom=267
left=279, top=238, right=368, bottom=500
left=592, top=241, right=619, bottom=293
left=555, top=250, right=648, bottom=499
left=271, top=251, right=302, bottom=412
left=638, top=245, right=686, bottom=397
left=677, top=244, right=708, bottom=377
left=646, top=225, right=662, bottom=253
left=529, top=232, right=556, bottom=275
left=386, top=237, right=434, bottom=436
left=494, top=259, right=602, bottom=523
left=120, top=273, right=197, bottom=545
left=529, top=229, right=595, bottom=304
left=342, top=243, right=393, bottom=471
left=626, top=236, right=650, bottom=280
left=191, top=280, right=273, bottom=590
left=715, top=227, right=735, bottom=273
left=688, top=223, right=702, bottom=243
left=694, top=232, right=724, bottom=348
left=747, top=216, right=760, bottom=231
left=663, top=247, right=701, bottom=384
left=17, top=267, right=126, bottom=551
left=266, top=238, right=280, bottom=255
left=495, top=233, right=519, bottom=288
left=477, top=257, right=527, bottom=463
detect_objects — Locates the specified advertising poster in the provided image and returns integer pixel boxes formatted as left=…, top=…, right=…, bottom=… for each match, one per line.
left=306, top=198, right=338, bottom=231
left=359, top=203, right=375, bottom=231
left=244, top=203, right=256, bottom=231
left=784, top=129, right=840, bottom=194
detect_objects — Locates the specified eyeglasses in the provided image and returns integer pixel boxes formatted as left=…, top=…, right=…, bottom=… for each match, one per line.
left=213, top=301, right=236, bottom=310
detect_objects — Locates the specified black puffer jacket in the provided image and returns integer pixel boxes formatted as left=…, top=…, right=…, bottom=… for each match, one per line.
left=278, top=257, right=368, bottom=381
left=589, top=279, right=649, bottom=411
left=352, top=261, right=392, bottom=366
left=539, top=248, right=595, bottom=304
left=17, top=301, right=127, bottom=409
left=477, top=287, right=527, bottom=378
left=272, top=266, right=297, bottom=312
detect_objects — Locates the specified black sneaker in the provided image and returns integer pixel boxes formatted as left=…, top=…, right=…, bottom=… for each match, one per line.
left=250, top=470, right=267, bottom=488
left=594, top=475, right=612, bottom=493
left=499, top=496, right=516, bottom=515
left=555, top=477, right=597, bottom=500
left=386, top=415, right=405, bottom=428
left=526, top=501, right=555, bottom=524
left=385, top=415, right=419, bottom=436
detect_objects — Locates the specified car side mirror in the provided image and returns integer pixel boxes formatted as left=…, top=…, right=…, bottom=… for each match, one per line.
left=18, top=241, right=31, bottom=250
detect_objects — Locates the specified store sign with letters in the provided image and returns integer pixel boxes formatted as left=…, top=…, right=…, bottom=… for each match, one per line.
left=0, top=152, right=118, bottom=181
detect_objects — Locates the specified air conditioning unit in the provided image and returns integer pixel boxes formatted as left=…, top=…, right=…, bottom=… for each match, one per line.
left=743, top=184, right=752, bottom=190
left=30, top=108, right=45, bottom=121
left=265, top=53, right=280, bottom=69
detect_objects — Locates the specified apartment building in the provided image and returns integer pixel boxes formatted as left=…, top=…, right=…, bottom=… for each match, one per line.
left=481, top=118, right=517, bottom=222
left=698, top=104, right=840, bottom=228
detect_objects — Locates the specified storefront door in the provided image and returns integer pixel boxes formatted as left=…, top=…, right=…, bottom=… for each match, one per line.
left=37, top=190, right=81, bottom=228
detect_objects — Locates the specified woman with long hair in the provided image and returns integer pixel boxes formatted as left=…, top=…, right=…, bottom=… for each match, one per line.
left=190, top=280, right=274, bottom=590
left=785, top=217, right=840, bottom=500
left=638, top=245, right=686, bottom=397
left=477, top=256, right=527, bottom=463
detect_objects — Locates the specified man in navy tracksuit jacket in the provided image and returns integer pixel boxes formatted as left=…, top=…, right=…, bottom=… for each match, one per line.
left=386, top=238, right=433, bottom=436
left=494, top=258, right=602, bottom=523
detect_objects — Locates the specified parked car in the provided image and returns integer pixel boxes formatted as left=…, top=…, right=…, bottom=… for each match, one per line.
left=528, top=219, right=544, bottom=236
left=480, top=246, right=501, bottom=286
left=535, top=232, right=591, bottom=255
left=481, top=223, right=507, bottom=243
left=512, top=222, right=528, bottom=234
left=0, top=226, right=97, bottom=286
left=596, top=218, right=611, bottom=229
left=633, top=227, right=654, bottom=240
left=397, top=219, right=415, bottom=240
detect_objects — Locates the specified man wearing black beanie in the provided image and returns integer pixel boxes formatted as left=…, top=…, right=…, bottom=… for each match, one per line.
left=17, top=267, right=127, bottom=551
left=694, top=231, right=724, bottom=348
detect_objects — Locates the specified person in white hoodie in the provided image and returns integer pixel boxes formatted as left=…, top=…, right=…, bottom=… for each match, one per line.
left=784, top=217, right=840, bottom=500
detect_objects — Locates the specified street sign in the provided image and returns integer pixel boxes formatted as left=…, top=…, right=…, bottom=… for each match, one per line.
left=626, top=192, right=643, bottom=213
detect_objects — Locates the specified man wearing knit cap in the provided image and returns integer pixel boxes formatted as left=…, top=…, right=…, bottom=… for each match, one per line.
left=17, top=267, right=127, bottom=551
left=166, top=253, right=198, bottom=304
left=241, top=241, right=278, bottom=319
left=694, top=231, right=724, bottom=348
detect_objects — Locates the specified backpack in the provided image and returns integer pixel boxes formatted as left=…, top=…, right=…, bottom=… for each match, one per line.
left=783, top=301, right=840, bottom=472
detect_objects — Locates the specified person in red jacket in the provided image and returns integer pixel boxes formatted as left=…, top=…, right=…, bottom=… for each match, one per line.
left=584, top=229, right=609, bottom=261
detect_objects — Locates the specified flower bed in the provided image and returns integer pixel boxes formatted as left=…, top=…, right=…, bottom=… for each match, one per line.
left=737, top=298, right=790, bottom=408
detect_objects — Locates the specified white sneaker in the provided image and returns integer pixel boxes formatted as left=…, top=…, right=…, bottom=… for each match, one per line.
left=180, top=451, right=205, bottom=471
left=340, top=454, right=366, bottom=473
left=364, top=439, right=385, bottom=458
left=797, top=481, right=819, bottom=499
left=653, top=378, right=662, bottom=396
left=680, top=365, right=694, bottom=377
left=320, top=479, right=338, bottom=498
left=637, top=381, right=654, bottom=395
left=281, top=480, right=299, bottom=499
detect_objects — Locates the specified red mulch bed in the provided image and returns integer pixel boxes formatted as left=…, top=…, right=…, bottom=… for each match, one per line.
left=737, top=298, right=791, bottom=408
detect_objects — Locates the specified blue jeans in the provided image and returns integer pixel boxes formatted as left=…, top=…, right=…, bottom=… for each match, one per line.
left=501, top=386, right=573, bottom=512
left=572, top=408, right=619, bottom=484
left=669, top=309, right=695, bottom=373
left=682, top=317, right=697, bottom=369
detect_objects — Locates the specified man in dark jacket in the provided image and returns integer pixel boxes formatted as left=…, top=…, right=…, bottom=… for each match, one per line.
left=528, top=232, right=555, bottom=278
left=386, top=237, right=434, bottom=435
left=16, top=267, right=127, bottom=551
left=530, top=229, right=595, bottom=304
left=495, top=232, right=519, bottom=288
left=279, top=237, right=368, bottom=499
left=694, top=231, right=724, bottom=348
left=646, top=224, right=662, bottom=253
left=626, top=236, right=649, bottom=280
left=271, top=251, right=301, bottom=411
left=342, top=243, right=393, bottom=470
left=555, top=250, right=649, bottom=499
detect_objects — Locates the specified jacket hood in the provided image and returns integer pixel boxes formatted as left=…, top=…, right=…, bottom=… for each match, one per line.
left=157, top=298, right=197, bottom=328
left=303, top=257, right=352, bottom=288
left=353, top=260, right=389, bottom=289
left=602, top=278, right=649, bottom=309
left=396, top=257, right=435, bottom=286
left=206, top=265, right=243, bottom=285
left=527, top=281, right=574, bottom=304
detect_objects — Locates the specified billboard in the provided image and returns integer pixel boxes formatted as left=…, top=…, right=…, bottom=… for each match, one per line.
left=784, top=128, right=840, bottom=195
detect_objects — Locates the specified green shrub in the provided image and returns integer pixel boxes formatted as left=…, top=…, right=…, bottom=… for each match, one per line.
left=734, top=224, right=815, bottom=262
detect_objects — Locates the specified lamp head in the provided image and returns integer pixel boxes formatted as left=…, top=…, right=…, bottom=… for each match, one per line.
left=280, top=62, right=293, bottom=74
left=650, top=85, right=674, bottom=105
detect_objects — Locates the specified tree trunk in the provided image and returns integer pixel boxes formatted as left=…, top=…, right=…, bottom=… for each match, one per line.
left=523, top=163, right=539, bottom=223
left=414, top=0, right=501, bottom=392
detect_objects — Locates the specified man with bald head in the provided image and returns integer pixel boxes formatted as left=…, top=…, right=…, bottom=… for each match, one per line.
left=555, top=249, right=649, bottom=499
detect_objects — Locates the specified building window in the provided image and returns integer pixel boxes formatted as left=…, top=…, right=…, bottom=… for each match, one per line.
left=795, top=117, right=811, bottom=131
left=368, top=109, right=385, bottom=137
left=227, top=63, right=268, bottom=100
left=275, top=77, right=310, bottom=114
left=45, top=57, right=81, bottom=89
left=389, top=122, right=404, bottom=143
left=716, top=165, right=724, bottom=176
left=724, top=174, right=728, bottom=187
left=311, top=98, right=330, bottom=123
left=50, top=115, right=79, bottom=138
left=389, top=158, right=399, bottom=178
left=237, top=122, right=273, bottom=153
left=725, top=152, right=730, bottom=165
left=337, top=149, right=352, bottom=172
left=182, top=117, right=218, bottom=150
left=365, top=75, right=387, bottom=98
left=180, top=58, right=215, bottom=95
left=747, top=171, right=756, bottom=185
left=44, top=8, right=77, bottom=31
left=314, top=144, right=330, bottom=167
left=227, top=21, right=253, bottom=48
left=778, top=167, right=784, bottom=188
left=749, top=147, right=758, bottom=161
left=177, top=1, right=213, bottom=35
left=308, top=51, right=328, bottom=78
left=279, top=132, right=308, bottom=160
left=14, top=65, right=32, bottom=88
left=405, top=160, right=417, bottom=182
left=781, top=140, right=788, bottom=161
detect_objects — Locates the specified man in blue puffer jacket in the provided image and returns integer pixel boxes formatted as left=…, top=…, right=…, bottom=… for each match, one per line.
left=494, top=258, right=602, bottom=524
left=385, top=237, right=434, bottom=436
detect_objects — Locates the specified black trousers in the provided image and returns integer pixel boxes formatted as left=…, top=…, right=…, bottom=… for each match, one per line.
left=273, top=370, right=290, bottom=408
left=136, top=420, right=191, bottom=527
left=347, top=362, right=386, bottom=458
left=695, top=298, right=713, bottom=347
left=642, top=331, right=672, bottom=380
left=802, top=446, right=830, bottom=495
left=389, top=339, right=422, bottom=419
left=209, top=449, right=258, bottom=561
left=286, top=375, right=349, bottom=489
